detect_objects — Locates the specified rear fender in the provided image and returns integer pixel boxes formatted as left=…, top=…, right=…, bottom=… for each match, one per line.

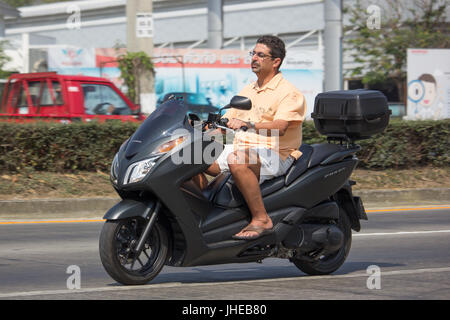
left=333, top=181, right=367, bottom=232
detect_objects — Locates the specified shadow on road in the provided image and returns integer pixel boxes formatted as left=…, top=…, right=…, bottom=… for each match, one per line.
left=102, top=261, right=406, bottom=286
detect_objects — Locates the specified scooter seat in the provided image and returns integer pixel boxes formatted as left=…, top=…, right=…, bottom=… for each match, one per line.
left=214, top=174, right=286, bottom=208
left=285, top=143, right=347, bottom=185
left=212, top=143, right=349, bottom=208
left=285, top=144, right=313, bottom=185
left=309, top=143, right=348, bottom=167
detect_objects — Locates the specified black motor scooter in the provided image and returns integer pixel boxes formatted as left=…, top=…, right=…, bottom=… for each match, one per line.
left=99, top=90, right=391, bottom=285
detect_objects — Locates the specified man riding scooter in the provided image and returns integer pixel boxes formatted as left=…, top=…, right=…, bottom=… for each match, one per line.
left=193, top=35, right=306, bottom=240
left=100, top=35, right=389, bottom=284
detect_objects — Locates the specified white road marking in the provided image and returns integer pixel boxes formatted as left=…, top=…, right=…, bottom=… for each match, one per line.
left=1, top=266, right=449, bottom=298
left=354, top=230, right=450, bottom=237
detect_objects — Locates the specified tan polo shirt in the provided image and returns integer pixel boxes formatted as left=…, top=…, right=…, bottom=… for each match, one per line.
left=223, top=72, right=306, bottom=160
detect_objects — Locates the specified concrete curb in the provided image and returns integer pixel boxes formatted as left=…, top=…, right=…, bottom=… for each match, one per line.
left=0, top=188, right=448, bottom=220
left=353, top=188, right=450, bottom=206
left=0, top=197, right=120, bottom=217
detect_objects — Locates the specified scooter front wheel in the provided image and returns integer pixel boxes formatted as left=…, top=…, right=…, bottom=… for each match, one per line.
left=99, top=217, right=169, bottom=285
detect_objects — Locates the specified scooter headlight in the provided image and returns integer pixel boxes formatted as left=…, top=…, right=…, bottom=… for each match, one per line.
left=122, top=135, right=188, bottom=185
left=123, top=156, right=160, bottom=185
left=110, top=153, right=119, bottom=185
left=110, top=139, right=130, bottom=185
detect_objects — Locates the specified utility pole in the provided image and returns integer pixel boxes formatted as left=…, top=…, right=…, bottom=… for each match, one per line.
left=126, top=0, right=154, bottom=114
left=207, top=0, right=223, bottom=49
left=324, top=0, right=343, bottom=91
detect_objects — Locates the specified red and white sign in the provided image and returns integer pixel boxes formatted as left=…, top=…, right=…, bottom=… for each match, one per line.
left=93, top=48, right=251, bottom=69
left=48, top=48, right=96, bottom=68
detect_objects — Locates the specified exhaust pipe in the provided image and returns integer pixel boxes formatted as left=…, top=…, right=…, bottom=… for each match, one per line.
left=283, top=224, right=344, bottom=255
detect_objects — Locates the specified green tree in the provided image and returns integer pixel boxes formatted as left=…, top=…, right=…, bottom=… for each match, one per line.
left=344, top=0, right=449, bottom=103
left=2, top=0, right=33, bottom=7
left=0, top=40, right=14, bottom=79
left=3, top=0, right=73, bottom=7
left=117, top=51, right=154, bottom=105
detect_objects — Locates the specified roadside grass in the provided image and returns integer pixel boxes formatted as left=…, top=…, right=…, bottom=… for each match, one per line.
left=0, top=166, right=448, bottom=200
left=350, top=166, right=450, bottom=190
left=0, top=170, right=115, bottom=200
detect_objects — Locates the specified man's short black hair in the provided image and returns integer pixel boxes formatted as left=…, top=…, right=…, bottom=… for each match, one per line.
left=256, top=35, right=286, bottom=68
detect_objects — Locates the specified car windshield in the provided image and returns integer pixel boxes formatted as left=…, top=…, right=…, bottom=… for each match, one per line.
left=81, top=84, right=132, bottom=115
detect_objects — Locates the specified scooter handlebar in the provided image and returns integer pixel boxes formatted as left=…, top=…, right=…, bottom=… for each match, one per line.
left=218, top=118, right=248, bottom=132
left=219, top=118, right=229, bottom=127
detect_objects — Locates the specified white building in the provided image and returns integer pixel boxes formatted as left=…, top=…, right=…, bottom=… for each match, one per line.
left=1, top=0, right=448, bottom=108
left=2, top=0, right=326, bottom=72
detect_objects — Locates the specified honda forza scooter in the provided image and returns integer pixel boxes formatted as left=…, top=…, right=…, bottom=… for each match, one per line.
left=99, top=90, right=391, bottom=285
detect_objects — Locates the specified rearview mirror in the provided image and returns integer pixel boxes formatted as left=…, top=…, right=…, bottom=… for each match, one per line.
left=219, top=95, right=252, bottom=114
left=229, top=95, right=252, bottom=110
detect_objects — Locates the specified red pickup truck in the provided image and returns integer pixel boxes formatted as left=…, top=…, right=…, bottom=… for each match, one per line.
left=0, top=72, right=145, bottom=123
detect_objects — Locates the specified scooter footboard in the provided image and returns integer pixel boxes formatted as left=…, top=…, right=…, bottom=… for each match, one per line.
left=202, top=206, right=306, bottom=244
left=103, top=199, right=155, bottom=220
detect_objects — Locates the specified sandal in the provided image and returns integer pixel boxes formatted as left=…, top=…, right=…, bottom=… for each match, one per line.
left=232, top=224, right=274, bottom=241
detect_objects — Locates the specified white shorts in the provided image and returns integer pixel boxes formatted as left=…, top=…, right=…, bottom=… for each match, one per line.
left=215, top=144, right=295, bottom=184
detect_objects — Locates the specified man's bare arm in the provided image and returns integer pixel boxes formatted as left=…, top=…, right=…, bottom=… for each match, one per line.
left=227, top=118, right=293, bottom=136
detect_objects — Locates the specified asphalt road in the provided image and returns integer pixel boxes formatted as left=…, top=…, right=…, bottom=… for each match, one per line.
left=0, top=205, right=449, bottom=301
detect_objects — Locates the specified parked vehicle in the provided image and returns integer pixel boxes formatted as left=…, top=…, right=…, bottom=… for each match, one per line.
left=0, top=72, right=144, bottom=123
left=157, top=92, right=218, bottom=119
left=99, top=90, right=391, bottom=285
left=388, top=102, right=406, bottom=118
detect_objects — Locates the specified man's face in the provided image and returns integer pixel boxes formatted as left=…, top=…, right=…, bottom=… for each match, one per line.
left=251, top=43, right=279, bottom=75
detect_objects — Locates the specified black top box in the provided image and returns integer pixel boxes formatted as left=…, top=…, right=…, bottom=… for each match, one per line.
left=311, top=89, right=391, bottom=141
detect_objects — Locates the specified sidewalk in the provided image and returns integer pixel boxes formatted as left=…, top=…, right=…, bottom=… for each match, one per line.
left=0, top=188, right=448, bottom=221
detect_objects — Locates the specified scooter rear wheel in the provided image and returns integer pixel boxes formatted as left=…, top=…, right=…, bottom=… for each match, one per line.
left=291, top=208, right=352, bottom=276
left=99, top=217, right=168, bottom=285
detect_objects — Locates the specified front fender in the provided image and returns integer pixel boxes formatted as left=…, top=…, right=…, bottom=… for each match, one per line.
left=103, top=199, right=155, bottom=220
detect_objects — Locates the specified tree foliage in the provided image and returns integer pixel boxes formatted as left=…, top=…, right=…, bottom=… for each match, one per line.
left=2, top=0, right=73, bottom=7
left=2, top=0, right=33, bottom=7
left=344, top=0, right=449, bottom=102
left=117, top=51, right=154, bottom=105
left=0, top=40, right=14, bottom=79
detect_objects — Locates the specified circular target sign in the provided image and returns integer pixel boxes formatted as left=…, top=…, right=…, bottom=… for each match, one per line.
left=407, top=80, right=425, bottom=103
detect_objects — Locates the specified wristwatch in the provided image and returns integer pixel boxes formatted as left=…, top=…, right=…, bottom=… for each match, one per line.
left=247, top=121, right=256, bottom=130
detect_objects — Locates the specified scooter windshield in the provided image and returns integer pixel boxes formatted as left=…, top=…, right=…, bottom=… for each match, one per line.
left=125, top=99, right=189, bottom=158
